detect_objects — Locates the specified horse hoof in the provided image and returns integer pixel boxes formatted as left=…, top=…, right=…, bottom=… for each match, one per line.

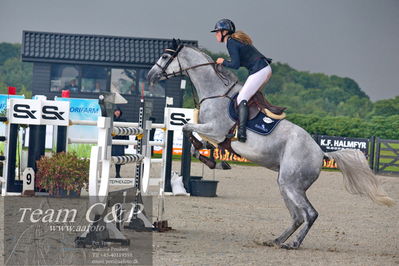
left=262, top=240, right=279, bottom=247
left=280, top=243, right=299, bottom=250
left=214, top=161, right=231, bottom=170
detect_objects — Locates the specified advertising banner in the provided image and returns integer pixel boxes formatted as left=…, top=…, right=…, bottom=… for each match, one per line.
left=317, top=135, right=370, bottom=168
left=8, top=98, right=70, bottom=126
left=164, top=107, right=194, bottom=131
left=0, top=94, right=25, bottom=136
left=55, top=97, right=101, bottom=140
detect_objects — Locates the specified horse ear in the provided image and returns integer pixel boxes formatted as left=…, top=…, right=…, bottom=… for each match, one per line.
left=177, top=38, right=182, bottom=45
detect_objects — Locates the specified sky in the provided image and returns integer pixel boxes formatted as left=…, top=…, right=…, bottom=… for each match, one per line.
left=0, top=0, right=398, bottom=101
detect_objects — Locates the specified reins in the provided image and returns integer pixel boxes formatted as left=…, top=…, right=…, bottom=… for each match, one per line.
left=198, top=80, right=237, bottom=105
left=158, top=62, right=216, bottom=79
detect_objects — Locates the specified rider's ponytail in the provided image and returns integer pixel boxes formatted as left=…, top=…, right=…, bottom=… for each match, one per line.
left=231, top=31, right=253, bottom=45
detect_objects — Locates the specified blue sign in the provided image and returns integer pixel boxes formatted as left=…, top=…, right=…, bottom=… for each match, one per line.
left=0, top=94, right=25, bottom=136
left=56, top=97, right=101, bottom=140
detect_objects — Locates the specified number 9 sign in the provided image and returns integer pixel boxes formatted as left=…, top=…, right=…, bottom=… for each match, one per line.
left=23, top=167, right=35, bottom=194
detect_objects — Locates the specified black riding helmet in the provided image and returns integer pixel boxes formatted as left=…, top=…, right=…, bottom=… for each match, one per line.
left=211, top=18, right=236, bottom=34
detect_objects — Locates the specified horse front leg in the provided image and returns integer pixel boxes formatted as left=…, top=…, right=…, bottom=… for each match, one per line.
left=183, top=122, right=214, bottom=138
left=183, top=123, right=231, bottom=170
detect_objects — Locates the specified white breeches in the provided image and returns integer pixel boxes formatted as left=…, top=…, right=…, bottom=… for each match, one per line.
left=237, top=65, right=272, bottom=104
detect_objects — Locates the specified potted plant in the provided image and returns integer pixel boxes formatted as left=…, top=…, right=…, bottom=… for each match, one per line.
left=36, top=152, right=89, bottom=197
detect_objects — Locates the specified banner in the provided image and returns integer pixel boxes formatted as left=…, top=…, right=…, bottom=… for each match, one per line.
left=55, top=97, right=101, bottom=140
left=0, top=94, right=25, bottom=137
left=317, top=135, right=370, bottom=168
left=164, top=107, right=194, bottom=131
left=8, top=98, right=70, bottom=126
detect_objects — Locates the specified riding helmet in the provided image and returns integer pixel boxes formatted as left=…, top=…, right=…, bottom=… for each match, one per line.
left=211, top=19, right=236, bottom=34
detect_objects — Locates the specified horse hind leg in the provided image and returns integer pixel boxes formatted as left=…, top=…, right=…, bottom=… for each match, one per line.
left=263, top=186, right=304, bottom=247
left=280, top=188, right=319, bottom=249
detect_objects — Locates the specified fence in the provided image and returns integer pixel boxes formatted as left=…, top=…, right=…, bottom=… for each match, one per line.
left=375, top=138, right=399, bottom=176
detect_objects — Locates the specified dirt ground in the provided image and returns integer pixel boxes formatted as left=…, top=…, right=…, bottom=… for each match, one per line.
left=150, top=163, right=399, bottom=266
left=1, top=162, right=398, bottom=266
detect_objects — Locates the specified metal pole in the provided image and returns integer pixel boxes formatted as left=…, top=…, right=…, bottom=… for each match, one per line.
left=27, top=125, right=46, bottom=172
left=56, top=126, right=67, bottom=153
left=164, top=130, right=174, bottom=192
left=180, top=133, right=191, bottom=191
left=6, top=124, right=22, bottom=193
left=374, top=137, right=381, bottom=174
left=369, top=136, right=375, bottom=170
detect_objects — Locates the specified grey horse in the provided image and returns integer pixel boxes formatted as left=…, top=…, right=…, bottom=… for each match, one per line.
left=147, top=41, right=395, bottom=249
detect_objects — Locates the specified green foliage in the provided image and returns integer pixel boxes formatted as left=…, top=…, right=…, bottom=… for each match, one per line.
left=0, top=42, right=33, bottom=96
left=0, top=58, right=32, bottom=94
left=368, top=115, right=399, bottom=139
left=264, top=62, right=373, bottom=117
left=369, top=96, right=399, bottom=117
left=36, top=152, right=90, bottom=195
left=288, top=113, right=399, bottom=139
left=0, top=43, right=20, bottom=65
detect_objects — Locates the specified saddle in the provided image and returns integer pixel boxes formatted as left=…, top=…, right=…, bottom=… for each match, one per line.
left=238, top=91, right=286, bottom=120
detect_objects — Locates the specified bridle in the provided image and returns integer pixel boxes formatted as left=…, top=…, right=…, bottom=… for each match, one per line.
left=155, top=45, right=214, bottom=79
left=155, top=45, right=238, bottom=106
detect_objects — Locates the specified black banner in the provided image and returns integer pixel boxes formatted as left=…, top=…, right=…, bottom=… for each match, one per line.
left=316, top=135, right=370, bottom=169
left=317, top=135, right=369, bottom=154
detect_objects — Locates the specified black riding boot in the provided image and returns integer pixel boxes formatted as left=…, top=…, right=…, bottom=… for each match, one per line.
left=237, top=100, right=248, bottom=142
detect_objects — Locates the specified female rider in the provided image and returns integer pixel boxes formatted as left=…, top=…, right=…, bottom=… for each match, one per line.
left=212, top=18, right=284, bottom=142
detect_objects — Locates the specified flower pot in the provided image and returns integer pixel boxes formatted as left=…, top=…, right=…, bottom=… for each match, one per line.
left=188, top=175, right=203, bottom=193
left=189, top=180, right=218, bottom=197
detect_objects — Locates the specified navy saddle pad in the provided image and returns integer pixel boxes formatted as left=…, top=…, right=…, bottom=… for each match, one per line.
left=228, top=98, right=282, bottom=136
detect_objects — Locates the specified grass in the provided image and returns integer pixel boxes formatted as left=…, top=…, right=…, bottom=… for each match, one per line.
left=66, top=144, right=94, bottom=158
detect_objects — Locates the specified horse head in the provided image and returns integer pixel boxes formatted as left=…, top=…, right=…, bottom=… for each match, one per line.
left=148, top=38, right=239, bottom=102
left=147, top=39, right=186, bottom=86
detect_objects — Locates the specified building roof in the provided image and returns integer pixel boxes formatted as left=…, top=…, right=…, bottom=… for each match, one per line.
left=21, top=31, right=198, bottom=67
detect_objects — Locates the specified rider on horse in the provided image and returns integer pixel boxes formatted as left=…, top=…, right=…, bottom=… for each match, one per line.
left=212, top=18, right=285, bottom=142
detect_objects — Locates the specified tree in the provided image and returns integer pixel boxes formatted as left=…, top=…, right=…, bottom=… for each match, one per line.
left=337, top=96, right=373, bottom=118
left=370, top=96, right=399, bottom=117
left=0, top=57, right=32, bottom=94
left=0, top=43, right=20, bottom=65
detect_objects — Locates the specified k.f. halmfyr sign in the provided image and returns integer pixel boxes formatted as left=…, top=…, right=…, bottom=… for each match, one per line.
left=318, top=135, right=369, bottom=154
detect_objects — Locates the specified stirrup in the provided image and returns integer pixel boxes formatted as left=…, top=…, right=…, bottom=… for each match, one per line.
left=226, top=127, right=238, bottom=142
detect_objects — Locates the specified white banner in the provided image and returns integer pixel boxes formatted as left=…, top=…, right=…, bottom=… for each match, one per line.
left=8, top=98, right=70, bottom=126
left=165, top=107, right=194, bottom=131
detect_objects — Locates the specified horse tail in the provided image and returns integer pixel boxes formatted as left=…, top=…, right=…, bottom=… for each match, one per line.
left=325, top=149, right=395, bottom=207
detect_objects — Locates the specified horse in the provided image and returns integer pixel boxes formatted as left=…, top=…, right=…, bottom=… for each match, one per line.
left=147, top=40, right=395, bottom=249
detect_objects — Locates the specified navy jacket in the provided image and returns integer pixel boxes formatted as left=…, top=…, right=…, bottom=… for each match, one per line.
left=222, top=37, right=271, bottom=75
